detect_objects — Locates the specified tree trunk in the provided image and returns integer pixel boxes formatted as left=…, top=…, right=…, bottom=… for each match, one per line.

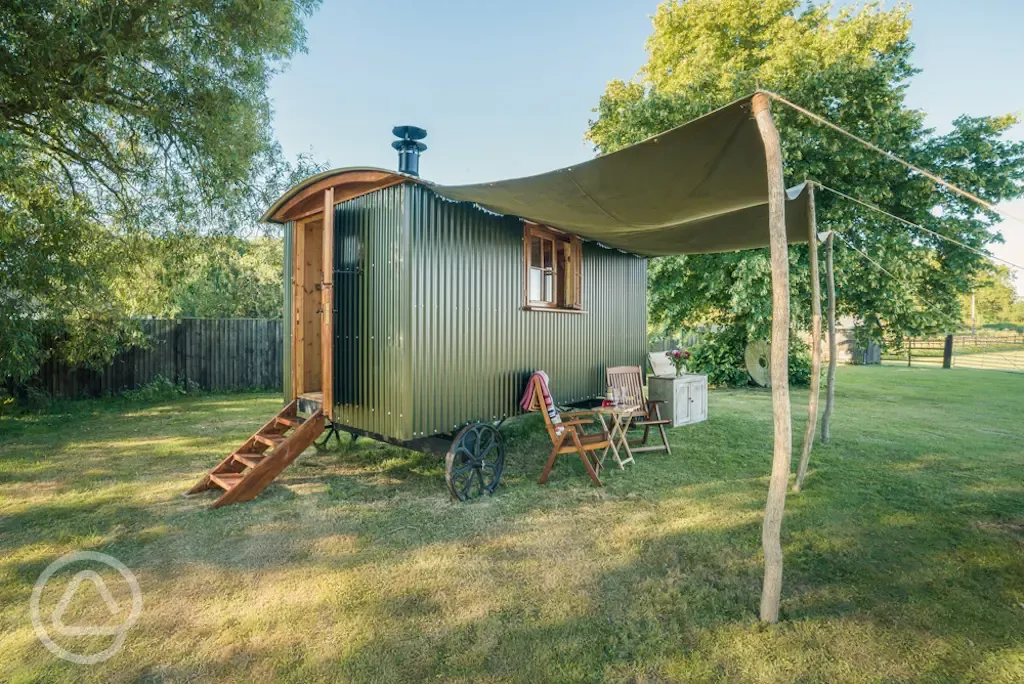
left=820, top=232, right=837, bottom=444
left=794, top=185, right=821, bottom=492
left=753, top=93, right=792, bottom=625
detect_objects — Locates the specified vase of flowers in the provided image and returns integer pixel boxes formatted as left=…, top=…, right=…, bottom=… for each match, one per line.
left=666, top=349, right=691, bottom=377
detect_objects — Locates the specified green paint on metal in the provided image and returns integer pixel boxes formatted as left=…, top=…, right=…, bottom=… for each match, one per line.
left=405, top=184, right=647, bottom=438
left=308, top=182, right=647, bottom=443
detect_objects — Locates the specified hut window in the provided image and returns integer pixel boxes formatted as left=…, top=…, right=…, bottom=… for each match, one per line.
left=524, top=223, right=582, bottom=310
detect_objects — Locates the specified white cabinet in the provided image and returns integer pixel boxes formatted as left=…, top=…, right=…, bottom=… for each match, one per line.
left=648, top=374, right=708, bottom=428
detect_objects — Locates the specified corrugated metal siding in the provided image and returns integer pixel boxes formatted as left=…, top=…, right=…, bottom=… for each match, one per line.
left=332, top=184, right=410, bottom=439
left=405, top=184, right=647, bottom=438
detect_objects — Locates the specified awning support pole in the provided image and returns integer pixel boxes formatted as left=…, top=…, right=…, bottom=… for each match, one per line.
left=794, top=184, right=821, bottom=492
left=821, top=231, right=837, bottom=444
left=753, top=92, right=792, bottom=625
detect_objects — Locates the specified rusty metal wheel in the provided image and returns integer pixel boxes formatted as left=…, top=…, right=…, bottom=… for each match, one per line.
left=445, top=423, right=504, bottom=502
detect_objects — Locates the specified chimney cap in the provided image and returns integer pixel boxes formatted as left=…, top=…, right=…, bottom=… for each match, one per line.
left=392, top=125, right=427, bottom=176
left=391, top=139, right=426, bottom=152
left=392, top=125, right=427, bottom=141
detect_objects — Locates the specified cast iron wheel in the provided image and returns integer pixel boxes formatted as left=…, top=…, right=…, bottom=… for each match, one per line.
left=445, top=422, right=505, bottom=502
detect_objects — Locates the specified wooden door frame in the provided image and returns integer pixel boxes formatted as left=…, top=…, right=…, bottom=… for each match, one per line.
left=321, top=188, right=334, bottom=419
left=291, top=212, right=320, bottom=402
left=290, top=188, right=334, bottom=422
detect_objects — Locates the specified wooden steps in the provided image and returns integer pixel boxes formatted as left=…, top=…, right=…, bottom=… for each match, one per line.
left=254, top=433, right=287, bottom=449
left=187, top=400, right=325, bottom=509
left=275, top=415, right=304, bottom=428
left=233, top=453, right=266, bottom=468
left=209, top=473, right=244, bottom=490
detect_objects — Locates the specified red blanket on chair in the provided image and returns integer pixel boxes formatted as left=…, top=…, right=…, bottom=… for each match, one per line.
left=520, top=371, right=563, bottom=434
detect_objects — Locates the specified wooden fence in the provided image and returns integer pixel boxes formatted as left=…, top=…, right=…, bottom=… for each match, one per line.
left=882, top=334, right=1024, bottom=373
left=29, top=319, right=284, bottom=399
left=648, top=329, right=712, bottom=353
left=650, top=327, right=881, bottom=365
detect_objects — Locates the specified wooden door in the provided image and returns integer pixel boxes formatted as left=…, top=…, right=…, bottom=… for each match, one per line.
left=674, top=381, right=691, bottom=425
left=690, top=377, right=707, bottom=423
left=290, top=188, right=335, bottom=420
left=293, top=214, right=323, bottom=397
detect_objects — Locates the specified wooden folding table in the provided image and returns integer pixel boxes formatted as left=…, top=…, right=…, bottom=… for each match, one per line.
left=593, top=403, right=641, bottom=470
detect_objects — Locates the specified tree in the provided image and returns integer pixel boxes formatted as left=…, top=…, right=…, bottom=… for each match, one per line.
left=133, top=233, right=287, bottom=319
left=967, top=265, right=1021, bottom=327
left=587, top=0, right=1024, bottom=349
left=0, top=0, right=321, bottom=381
left=586, top=0, right=1024, bottom=625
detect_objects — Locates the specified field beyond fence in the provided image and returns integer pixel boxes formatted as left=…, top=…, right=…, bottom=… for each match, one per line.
left=882, top=333, right=1024, bottom=373
left=26, top=319, right=284, bottom=399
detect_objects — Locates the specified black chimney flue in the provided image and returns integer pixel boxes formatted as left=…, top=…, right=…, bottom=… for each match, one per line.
left=392, top=125, right=427, bottom=176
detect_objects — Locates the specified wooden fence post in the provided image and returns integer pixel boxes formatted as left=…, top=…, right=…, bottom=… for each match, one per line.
left=821, top=232, right=836, bottom=445
left=753, top=93, right=792, bottom=625
left=794, top=184, right=821, bottom=493
left=173, top=320, right=186, bottom=386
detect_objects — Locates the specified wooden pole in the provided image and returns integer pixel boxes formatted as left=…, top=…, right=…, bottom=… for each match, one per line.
left=753, top=93, right=792, bottom=625
left=794, top=184, right=820, bottom=493
left=820, top=232, right=836, bottom=444
left=292, top=218, right=305, bottom=399
left=321, top=187, right=335, bottom=419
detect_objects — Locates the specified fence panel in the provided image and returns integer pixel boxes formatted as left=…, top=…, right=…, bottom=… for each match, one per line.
left=649, top=329, right=711, bottom=353
left=882, top=333, right=1024, bottom=373
left=26, top=319, right=284, bottom=399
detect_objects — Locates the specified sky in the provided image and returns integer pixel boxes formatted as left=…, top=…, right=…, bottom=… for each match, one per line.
left=268, top=0, right=1024, bottom=291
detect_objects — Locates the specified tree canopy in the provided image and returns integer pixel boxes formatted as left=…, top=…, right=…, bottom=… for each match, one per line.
left=1, top=0, right=321, bottom=381
left=133, top=233, right=286, bottom=319
left=588, top=0, right=1024, bottom=347
left=966, top=265, right=1024, bottom=329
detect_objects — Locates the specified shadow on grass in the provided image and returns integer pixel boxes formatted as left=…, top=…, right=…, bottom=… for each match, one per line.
left=2, top=372, right=1023, bottom=682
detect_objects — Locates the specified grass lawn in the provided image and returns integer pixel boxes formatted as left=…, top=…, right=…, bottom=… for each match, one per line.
left=1, top=366, right=1022, bottom=682
left=950, top=350, right=1024, bottom=371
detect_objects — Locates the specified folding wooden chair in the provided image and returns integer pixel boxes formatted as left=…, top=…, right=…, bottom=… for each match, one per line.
left=605, top=366, right=672, bottom=455
left=523, top=373, right=609, bottom=487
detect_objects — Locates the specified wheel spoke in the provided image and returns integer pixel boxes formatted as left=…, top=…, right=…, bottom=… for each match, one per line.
left=453, top=462, right=475, bottom=477
left=474, top=429, right=495, bottom=458
left=478, top=441, right=499, bottom=462
left=460, top=468, right=476, bottom=496
left=457, top=445, right=483, bottom=466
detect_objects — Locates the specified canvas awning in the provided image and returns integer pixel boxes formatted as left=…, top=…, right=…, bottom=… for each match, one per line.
left=262, top=94, right=809, bottom=256
left=432, top=94, right=809, bottom=256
